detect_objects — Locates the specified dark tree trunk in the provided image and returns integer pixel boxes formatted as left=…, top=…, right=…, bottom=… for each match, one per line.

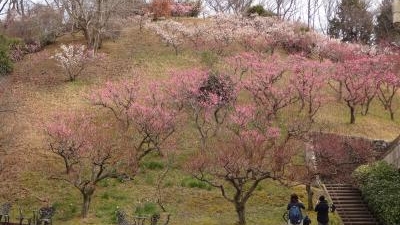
left=306, top=184, right=313, bottom=210
left=388, top=104, right=395, bottom=120
left=350, top=106, right=355, bottom=124
left=346, top=101, right=356, bottom=124
left=81, top=186, right=95, bottom=218
left=82, top=193, right=92, bottom=218
left=235, top=203, right=246, bottom=225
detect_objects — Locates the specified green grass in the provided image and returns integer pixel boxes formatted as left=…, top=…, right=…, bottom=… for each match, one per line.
left=1, top=18, right=399, bottom=225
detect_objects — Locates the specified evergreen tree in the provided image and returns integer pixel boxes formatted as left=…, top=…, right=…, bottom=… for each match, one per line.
left=328, top=0, right=374, bottom=44
left=375, top=0, right=400, bottom=44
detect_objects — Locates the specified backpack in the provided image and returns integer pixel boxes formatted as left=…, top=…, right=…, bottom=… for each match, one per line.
left=288, top=205, right=302, bottom=224
left=303, top=215, right=311, bottom=225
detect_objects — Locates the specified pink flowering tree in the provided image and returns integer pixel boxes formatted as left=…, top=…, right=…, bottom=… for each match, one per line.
left=170, top=2, right=194, bottom=17
left=52, top=44, right=95, bottom=82
left=329, top=56, right=379, bottom=124
left=234, top=53, right=298, bottom=121
left=310, top=132, right=376, bottom=183
left=186, top=105, right=296, bottom=225
left=166, top=68, right=237, bottom=147
left=376, top=54, right=400, bottom=120
left=46, top=112, right=126, bottom=218
left=90, top=78, right=177, bottom=170
left=289, top=55, right=331, bottom=121
left=185, top=53, right=323, bottom=225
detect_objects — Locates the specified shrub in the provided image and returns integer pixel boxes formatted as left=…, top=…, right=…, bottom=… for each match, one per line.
left=0, top=47, right=13, bottom=75
left=142, top=161, right=164, bottom=170
left=353, top=161, right=400, bottom=225
left=247, top=5, right=265, bottom=16
left=181, top=177, right=211, bottom=190
left=134, top=202, right=159, bottom=216
left=246, top=5, right=276, bottom=17
left=0, top=35, right=14, bottom=75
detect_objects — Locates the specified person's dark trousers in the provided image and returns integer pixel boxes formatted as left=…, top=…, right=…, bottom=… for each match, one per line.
left=318, top=222, right=328, bottom=225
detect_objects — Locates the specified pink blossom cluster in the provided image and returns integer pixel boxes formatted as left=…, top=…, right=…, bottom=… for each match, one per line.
left=144, top=14, right=396, bottom=60
left=170, top=2, right=194, bottom=17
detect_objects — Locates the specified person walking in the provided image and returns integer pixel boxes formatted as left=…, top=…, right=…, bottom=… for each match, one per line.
left=315, top=195, right=330, bottom=225
left=287, top=193, right=305, bottom=225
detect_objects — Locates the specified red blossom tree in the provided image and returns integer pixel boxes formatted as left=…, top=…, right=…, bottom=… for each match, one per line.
left=166, top=68, right=238, bottom=147
left=184, top=53, right=323, bottom=225
left=376, top=54, right=400, bottom=120
left=46, top=112, right=125, bottom=218
left=186, top=105, right=296, bottom=225
left=89, top=78, right=177, bottom=170
left=289, top=55, right=331, bottom=121
left=329, top=56, right=379, bottom=124
left=310, top=132, right=376, bottom=183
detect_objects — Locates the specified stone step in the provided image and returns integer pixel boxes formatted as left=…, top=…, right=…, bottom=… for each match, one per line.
left=324, top=183, right=382, bottom=225
left=341, top=214, right=377, bottom=219
left=328, top=191, right=361, bottom=195
left=326, top=187, right=360, bottom=191
left=342, top=221, right=380, bottom=225
left=334, top=204, right=370, bottom=209
left=331, top=194, right=362, bottom=200
left=336, top=209, right=371, bottom=214
left=331, top=198, right=365, bottom=202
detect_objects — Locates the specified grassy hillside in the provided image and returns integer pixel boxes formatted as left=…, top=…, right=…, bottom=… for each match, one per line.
left=0, top=18, right=398, bottom=225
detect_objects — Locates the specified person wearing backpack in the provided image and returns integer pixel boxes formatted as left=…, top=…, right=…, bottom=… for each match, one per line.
left=287, top=193, right=305, bottom=225
left=315, top=195, right=329, bottom=225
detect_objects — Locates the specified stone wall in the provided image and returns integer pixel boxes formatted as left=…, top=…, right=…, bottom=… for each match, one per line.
left=383, top=135, right=400, bottom=169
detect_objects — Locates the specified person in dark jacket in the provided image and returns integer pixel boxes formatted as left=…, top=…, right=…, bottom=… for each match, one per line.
left=315, top=195, right=330, bottom=225
left=287, top=193, right=305, bottom=225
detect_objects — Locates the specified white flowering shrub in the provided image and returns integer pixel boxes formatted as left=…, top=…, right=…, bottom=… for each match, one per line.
left=52, top=44, right=92, bottom=82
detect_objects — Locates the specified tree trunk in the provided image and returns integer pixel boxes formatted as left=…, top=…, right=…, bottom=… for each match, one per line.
left=349, top=106, right=355, bottom=124
left=235, top=203, right=246, bottom=225
left=82, top=193, right=92, bottom=218
left=306, top=184, right=313, bottom=210
left=390, top=108, right=394, bottom=121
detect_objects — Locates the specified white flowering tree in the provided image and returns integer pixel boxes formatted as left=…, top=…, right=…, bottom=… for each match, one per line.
left=52, top=44, right=92, bottom=82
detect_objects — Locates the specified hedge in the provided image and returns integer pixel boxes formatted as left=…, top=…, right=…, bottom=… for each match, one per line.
left=353, top=161, right=400, bottom=225
left=0, top=35, right=15, bottom=75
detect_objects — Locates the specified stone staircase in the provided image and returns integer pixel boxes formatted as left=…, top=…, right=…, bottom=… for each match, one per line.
left=324, top=184, right=382, bottom=225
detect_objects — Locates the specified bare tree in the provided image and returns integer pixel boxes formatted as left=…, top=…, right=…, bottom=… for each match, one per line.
left=0, top=0, right=28, bottom=16
left=265, top=0, right=299, bottom=20
left=319, top=0, right=338, bottom=34
left=60, top=0, right=126, bottom=50
left=306, top=0, right=322, bottom=28
left=204, top=0, right=254, bottom=14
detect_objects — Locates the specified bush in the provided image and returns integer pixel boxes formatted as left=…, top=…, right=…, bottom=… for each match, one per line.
left=0, top=35, right=15, bottom=75
left=247, top=5, right=265, bottom=16
left=134, top=202, right=159, bottom=216
left=0, top=47, right=13, bottom=75
left=353, top=161, right=400, bottom=225
left=142, top=161, right=164, bottom=170
left=181, top=177, right=211, bottom=190
left=246, top=5, right=276, bottom=17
